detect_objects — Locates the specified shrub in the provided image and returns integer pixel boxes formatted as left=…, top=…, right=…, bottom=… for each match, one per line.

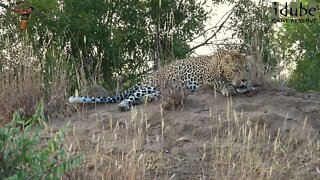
left=0, top=100, right=83, bottom=179
left=288, top=56, right=320, bottom=92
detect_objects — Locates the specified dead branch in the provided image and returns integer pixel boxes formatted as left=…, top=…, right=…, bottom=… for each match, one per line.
left=188, top=5, right=238, bottom=53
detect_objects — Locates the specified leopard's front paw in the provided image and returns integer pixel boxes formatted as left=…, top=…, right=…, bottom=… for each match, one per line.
left=117, top=100, right=131, bottom=111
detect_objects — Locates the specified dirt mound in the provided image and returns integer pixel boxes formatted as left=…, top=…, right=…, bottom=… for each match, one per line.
left=51, top=84, right=320, bottom=179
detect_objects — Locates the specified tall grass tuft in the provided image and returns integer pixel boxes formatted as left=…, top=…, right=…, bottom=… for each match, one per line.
left=0, top=31, right=84, bottom=125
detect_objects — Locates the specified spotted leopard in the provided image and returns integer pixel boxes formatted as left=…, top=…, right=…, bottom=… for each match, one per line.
left=69, top=50, right=254, bottom=111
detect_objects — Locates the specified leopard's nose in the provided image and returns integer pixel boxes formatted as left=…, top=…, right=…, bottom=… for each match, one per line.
left=241, top=79, right=247, bottom=84
left=239, top=79, right=247, bottom=87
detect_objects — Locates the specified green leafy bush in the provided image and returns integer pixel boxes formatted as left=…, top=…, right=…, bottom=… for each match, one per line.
left=0, top=100, right=83, bottom=179
left=288, top=56, right=320, bottom=92
left=278, top=1, right=320, bottom=92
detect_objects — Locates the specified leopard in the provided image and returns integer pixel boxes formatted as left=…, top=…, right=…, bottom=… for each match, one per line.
left=69, top=50, right=254, bottom=111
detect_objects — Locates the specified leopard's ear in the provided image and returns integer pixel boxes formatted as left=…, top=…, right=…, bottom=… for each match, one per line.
left=223, top=55, right=233, bottom=64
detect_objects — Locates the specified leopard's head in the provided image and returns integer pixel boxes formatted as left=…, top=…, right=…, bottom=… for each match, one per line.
left=219, top=51, right=251, bottom=91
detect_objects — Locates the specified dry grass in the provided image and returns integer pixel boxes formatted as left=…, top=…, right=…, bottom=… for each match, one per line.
left=56, top=97, right=320, bottom=179
left=60, top=107, right=170, bottom=179
left=0, top=68, right=43, bottom=125
left=210, top=110, right=319, bottom=179
left=0, top=35, right=72, bottom=125
left=156, top=73, right=189, bottom=111
left=161, top=86, right=189, bottom=111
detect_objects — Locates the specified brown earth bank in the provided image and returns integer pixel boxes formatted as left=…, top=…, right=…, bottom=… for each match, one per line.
left=49, top=83, right=320, bottom=179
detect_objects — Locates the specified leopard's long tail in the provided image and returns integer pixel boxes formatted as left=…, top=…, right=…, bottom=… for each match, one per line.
left=68, top=83, right=143, bottom=104
left=69, top=96, right=120, bottom=104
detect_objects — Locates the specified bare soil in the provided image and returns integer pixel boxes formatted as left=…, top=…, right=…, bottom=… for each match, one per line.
left=50, top=83, right=320, bottom=179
